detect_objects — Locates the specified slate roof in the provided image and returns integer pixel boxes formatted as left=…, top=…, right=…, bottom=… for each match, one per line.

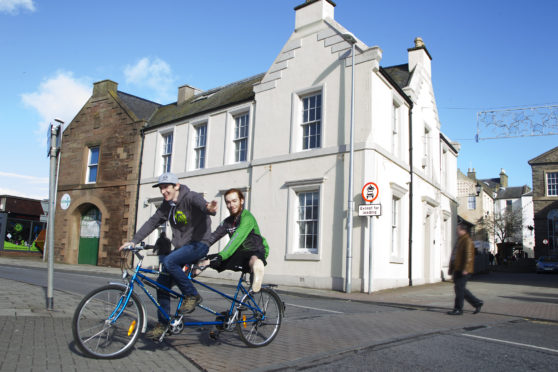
left=382, top=64, right=412, bottom=89
left=116, top=91, right=161, bottom=121
left=479, top=178, right=502, bottom=189
left=495, top=185, right=531, bottom=200
left=147, top=73, right=265, bottom=129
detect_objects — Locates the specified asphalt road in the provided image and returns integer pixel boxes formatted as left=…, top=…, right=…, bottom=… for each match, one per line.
left=2, top=264, right=558, bottom=371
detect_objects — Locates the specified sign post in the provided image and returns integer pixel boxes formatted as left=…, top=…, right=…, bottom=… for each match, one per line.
left=361, top=182, right=380, bottom=294
left=46, top=119, right=63, bottom=310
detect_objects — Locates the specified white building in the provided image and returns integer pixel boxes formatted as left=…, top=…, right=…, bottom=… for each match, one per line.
left=494, top=186, right=535, bottom=258
left=133, top=0, right=458, bottom=292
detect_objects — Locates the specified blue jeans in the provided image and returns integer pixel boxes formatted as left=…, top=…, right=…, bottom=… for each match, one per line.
left=156, top=241, right=208, bottom=323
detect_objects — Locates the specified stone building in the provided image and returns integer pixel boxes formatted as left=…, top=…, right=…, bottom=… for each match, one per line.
left=54, top=80, right=160, bottom=266
left=528, top=146, right=558, bottom=257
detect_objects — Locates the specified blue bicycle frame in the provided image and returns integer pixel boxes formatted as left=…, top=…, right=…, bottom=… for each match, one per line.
left=118, top=250, right=265, bottom=330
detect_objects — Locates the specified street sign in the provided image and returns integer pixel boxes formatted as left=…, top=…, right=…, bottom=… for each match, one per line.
left=362, top=182, right=379, bottom=203
left=60, top=194, right=71, bottom=210
left=40, top=199, right=49, bottom=214
left=359, top=204, right=381, bottom=216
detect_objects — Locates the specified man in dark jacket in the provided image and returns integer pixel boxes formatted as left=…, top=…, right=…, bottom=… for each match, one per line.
left=448, top=224, right=484, bottom=315
left=120, top=172, right=217, bottom=337
left=201, top=188, right=268, bottom=292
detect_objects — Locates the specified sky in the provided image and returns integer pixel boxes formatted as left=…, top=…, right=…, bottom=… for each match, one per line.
left=1, top=0, right=557, bottom=200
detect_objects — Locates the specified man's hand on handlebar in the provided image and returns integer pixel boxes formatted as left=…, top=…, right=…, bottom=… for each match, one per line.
left=119, top=242, right=134, bottom=251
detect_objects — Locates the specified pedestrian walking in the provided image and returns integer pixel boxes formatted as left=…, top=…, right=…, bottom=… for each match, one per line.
left=447, top=223, right=484, bottom=315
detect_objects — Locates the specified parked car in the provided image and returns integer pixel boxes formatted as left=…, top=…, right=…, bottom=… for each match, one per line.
left=535, top=256, right=558, bottom=273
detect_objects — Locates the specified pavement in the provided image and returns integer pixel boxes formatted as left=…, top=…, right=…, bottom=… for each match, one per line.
left=1, top=256, right=557, bottom=372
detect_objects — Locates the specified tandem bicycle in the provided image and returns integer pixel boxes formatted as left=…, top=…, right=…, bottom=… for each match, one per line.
left=72, top=244, right=284, bottom=359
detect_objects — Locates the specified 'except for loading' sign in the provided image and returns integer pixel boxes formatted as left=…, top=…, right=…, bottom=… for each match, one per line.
left=362, top=182, right=379, bottom=203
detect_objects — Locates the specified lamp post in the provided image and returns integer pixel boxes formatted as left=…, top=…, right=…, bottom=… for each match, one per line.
left=46, top=118, right=63, bottom=310
left=342, top=32, right=356, bottom=293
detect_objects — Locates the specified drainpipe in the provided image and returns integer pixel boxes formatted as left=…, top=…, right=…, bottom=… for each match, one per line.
left=407, top=103, right=414, bottom=286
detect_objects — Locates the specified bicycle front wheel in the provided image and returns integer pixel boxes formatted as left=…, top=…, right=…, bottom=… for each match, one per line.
left=237, top=287, right=283, bottom=347
left=72, top=284, right=144, bottom=359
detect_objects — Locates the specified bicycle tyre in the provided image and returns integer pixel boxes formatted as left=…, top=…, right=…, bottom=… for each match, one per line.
left=237, top=287, right=282, bottom=347
left=72, top=284, right=144, bottom=359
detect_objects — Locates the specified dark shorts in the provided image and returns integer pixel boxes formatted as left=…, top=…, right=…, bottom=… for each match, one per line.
left=209, top=249, right=266, bottom=273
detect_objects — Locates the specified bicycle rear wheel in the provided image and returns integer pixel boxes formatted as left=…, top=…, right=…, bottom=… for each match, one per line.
left=237, top=287, right=282, bottom=347
left=72, top=284, right=143, bottom=359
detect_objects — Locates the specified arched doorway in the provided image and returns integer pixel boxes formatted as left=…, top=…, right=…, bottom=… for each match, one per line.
left=78, top=206, right=101, bottom=265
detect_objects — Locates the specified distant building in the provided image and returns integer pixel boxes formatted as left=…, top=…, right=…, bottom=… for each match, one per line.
left=457, top=168, right=534, bottom=257
left=0, top=195, right=45, bottom=254
left=457, top=168, right=495, bottom=251
left=528, top=146, right=558, bottom=257
left=54, top=80, right=160, bottom=266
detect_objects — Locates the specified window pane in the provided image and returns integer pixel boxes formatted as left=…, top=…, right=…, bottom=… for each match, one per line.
left=90, top=147, right=99, bottom=165
left=296, top=191, right=319, bottom=250
left=548, top=172, right=558, bottom=196
left=88, top=165, right=97, bottom=183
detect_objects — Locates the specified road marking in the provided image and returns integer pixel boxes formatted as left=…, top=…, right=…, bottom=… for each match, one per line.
left=461, top=333, right=558, bottom=354
left=286, top=303, right=343, bottom=314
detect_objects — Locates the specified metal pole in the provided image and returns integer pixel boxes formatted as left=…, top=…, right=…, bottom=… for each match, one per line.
left=368, top=215, right=373, bottom=294
left=345, top=40, right=356, bottom=293
left=46, top=121, right=61, bottom=310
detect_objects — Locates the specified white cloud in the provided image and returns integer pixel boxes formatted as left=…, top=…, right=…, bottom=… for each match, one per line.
left=0, top=0, right=35, bottom=14
left=21, top=71, right=91, bottom=135
left=124, top=57, right=175, bottom=102
left=0, top=171, right=48, bottom=184
left=0, top=171, right=48, bottom=199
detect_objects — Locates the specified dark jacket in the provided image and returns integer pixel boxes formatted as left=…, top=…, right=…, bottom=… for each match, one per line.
left=205, top=209, right=269, bottom=261
left=131, top=184, right=214, bottom=248
left=449, top=233, right=475, bottom=274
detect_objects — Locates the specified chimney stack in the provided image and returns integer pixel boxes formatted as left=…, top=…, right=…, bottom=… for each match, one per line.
left=467, top=168, right=476, bottom=180
left=92, top=80, right=118, bottom=98
left=294, top=0, right=336, bottom=31
left=408, top=37, right=432, bottom=77
left=499, top=168, right=508, bottom=188
left=178, top=84, right=201, bottom=105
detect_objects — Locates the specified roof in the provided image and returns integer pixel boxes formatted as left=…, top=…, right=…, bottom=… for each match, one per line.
left=479, top=178, right=501, bottom=189
left=382, top=64, right=412, bottom=89
left=528, top=145, right=558, bottom=165
left=0, top=195, right=44, bottom=216
left=147, top=73, right=265, bottom=129
left=116, top=91, right=161, bottom=121
left=495, top=185, right=532, bottom=200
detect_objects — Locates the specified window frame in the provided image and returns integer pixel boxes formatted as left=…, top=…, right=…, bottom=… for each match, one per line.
left=546, top=171, right=558, bottom=197
left=300, top=92, right=322, bottom=150
left=468, top=195, right=476, bottom=210
left=390, top=182, right=407, bottom=263
left=285, top=178, right=324, bottom=260
left=193, top=123, right=208, bottom=169
left=86, top=146, right=100, bottom=184
left=233, top=112, right=249, bottom=163
left=161, top=131, right=173, bottom=173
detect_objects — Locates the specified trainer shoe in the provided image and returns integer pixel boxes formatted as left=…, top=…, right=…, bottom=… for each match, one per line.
left=146, top=322, right=166, bottom=339
left=181, top=294, right=202, bottom=314
left=252, top=259, right=265, bottom=293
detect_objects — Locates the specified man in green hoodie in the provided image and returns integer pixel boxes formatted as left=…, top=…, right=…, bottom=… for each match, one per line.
left=202, top=188, right=268, bottom=292
left=120, top=172, right=217, bottom=338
